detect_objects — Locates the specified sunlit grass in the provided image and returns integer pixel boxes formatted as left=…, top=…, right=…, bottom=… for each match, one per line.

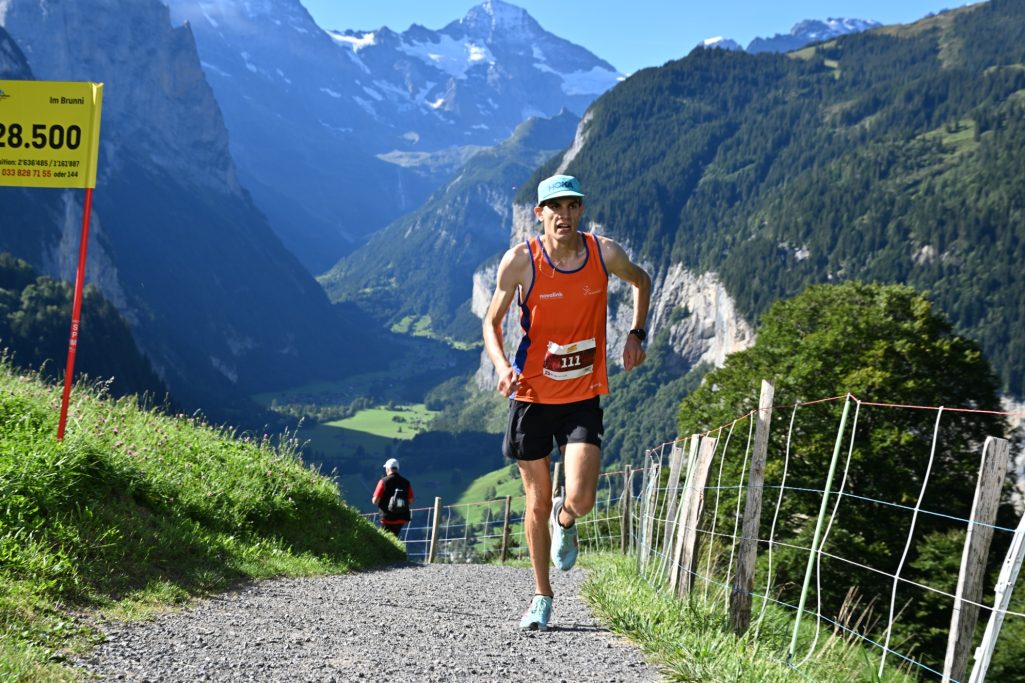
left=326, top=403, right=437, bottom=440
left=581, top=552, right=916, bottom=683
left=0, top=360, right=404, bottom=680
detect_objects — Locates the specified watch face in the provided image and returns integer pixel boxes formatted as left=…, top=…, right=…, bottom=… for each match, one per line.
left=631, top=329, right=646, bottom=341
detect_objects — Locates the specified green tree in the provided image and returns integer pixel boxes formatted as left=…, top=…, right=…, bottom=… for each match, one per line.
left=677, top=281, right=1010, bottom=670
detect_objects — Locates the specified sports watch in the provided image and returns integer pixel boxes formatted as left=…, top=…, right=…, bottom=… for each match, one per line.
left=629, top=328, right=647, bottom=342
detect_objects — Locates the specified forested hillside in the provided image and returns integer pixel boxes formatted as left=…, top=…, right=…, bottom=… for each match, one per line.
left=529, top=0, right=1025, bottom=397
left=0, top=254, right=166, bottom=400
left=319, top=111, right=580, bottom=342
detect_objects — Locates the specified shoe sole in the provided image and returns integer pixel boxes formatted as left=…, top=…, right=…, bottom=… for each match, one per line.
left=521, top=622, right=549, bottom=632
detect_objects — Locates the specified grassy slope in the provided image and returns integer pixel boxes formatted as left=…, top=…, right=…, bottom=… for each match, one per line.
left=0, top=361, right=404, bottom=681
left=454, top=464, right=525, bottom=525
left=582, top=553, right=916, bottom=683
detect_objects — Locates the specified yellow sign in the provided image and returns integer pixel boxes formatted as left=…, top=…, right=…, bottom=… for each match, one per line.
left=0, top=80, right=103, bottom=189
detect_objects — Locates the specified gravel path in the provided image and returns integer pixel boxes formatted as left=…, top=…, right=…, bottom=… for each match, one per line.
left=78, top=563, right=663, bottom=682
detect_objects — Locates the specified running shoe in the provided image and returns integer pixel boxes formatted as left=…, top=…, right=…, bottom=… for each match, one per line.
left=550, top=496, right=579, bottom=571
left=519, top=594, right=553, bottom=631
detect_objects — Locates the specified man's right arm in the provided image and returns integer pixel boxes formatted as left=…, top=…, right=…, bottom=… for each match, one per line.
left=482, top=247, right=527, bottom=397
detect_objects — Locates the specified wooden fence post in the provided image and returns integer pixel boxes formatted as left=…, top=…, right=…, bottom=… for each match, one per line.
left=660, top=441, right=688, bottom=578
left=675, top=436, right=719, bottom=597
left=730, top=380, right=774, bottom=635
left=943, top=436, right=1010, bottom=682
left=668, top=437, right=698, bottom=591
left=427, top=496, right=442, bottom=564
left=621, top=468, right=632, bottom=554
left=969, top=503, right=1025, bottom=682
left=639, top=461, right=658, bottom=570
left=636, top=461, right=650, bottom=572
left=465, top=508, right=477, bottom=562
left=500, top=495, right=512, bottom=562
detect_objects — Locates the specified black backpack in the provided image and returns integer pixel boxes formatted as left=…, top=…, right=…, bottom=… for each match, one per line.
left=387, top=486, right=408, bottom=514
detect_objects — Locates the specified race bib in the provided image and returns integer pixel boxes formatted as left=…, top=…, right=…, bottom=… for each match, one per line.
left=543, top=338, right=596, bottom=380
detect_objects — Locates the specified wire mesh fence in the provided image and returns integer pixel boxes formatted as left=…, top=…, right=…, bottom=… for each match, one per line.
left=360, top=388, right=1023, bottom=681
left=362, top=469, right=632, bottom=564
left=632, top=390, right=1024, bottom=683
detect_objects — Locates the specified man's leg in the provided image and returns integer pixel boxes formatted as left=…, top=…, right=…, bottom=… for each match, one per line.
left=518, top=455, right=554, bottom=596
left=559, top=442, right=601, bottom=526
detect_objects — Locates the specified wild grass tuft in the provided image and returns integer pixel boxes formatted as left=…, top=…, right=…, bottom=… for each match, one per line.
left=0, top=359, right=404, bottom=679
left=581, top=552, right=916, bottom=682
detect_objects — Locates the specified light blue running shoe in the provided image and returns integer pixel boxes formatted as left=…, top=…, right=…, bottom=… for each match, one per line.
left=519, top=594, right=552, bottom=631
left=550, top=496, right=579, bottom=571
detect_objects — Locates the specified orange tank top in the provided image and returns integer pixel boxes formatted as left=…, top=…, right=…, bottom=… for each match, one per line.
left=513, top=232, right=609, bottom=404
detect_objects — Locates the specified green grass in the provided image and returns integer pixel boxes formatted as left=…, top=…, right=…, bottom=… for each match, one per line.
left=920, top=118, right=979, bottom=155
left=581, top=552, right=916, bottom=683
left=390, top=314, right=482, bottom=351
left=326, top=404, right=436, bottom=440
left=0, top=360, right=405, bottom=680
left=455, top=465, right=525, bottom=524
left=295, top=404, right=438, bottom=505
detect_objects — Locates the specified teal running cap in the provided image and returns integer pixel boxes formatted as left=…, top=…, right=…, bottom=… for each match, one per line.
left=537, top=174, right=585, bottom=206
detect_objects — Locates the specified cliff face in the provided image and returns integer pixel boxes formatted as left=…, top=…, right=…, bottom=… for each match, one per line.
left=0, top=0, right=388, bottom=423
left=1, top=0, right=240, bottom=195
left=159, top=0, right=622, bottom=272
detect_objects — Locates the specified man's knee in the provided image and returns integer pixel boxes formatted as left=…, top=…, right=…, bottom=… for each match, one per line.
left=564, top=491, right=595, bottom=519
left=527, top=495, right=553, bottom=520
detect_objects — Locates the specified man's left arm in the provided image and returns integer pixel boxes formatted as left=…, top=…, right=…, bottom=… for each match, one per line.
left=599, top=236, right=651, bottom=371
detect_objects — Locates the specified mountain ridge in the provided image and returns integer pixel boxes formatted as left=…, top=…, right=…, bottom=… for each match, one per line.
left=164, top=0, right=622, bottom=272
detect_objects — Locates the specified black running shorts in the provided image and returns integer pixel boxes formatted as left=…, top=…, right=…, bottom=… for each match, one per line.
left=503, top=396, right=603, bottom=461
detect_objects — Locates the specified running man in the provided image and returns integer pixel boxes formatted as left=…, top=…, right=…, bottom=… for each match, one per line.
left=482, top=174, right=651, bottom=631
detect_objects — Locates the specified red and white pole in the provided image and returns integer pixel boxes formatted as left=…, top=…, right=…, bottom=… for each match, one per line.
left=56, top=187, right=94, bottom=441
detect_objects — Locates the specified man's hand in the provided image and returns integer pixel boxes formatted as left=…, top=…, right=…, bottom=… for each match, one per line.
left=623, top=333, right=646, bottom=371
left=497, top=365, right=519, bottom=397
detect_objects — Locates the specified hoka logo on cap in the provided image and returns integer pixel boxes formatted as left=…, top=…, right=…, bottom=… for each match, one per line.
left=537, top=174, right=585, bottom=205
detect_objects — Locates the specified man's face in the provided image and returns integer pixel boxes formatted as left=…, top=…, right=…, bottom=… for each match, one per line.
left=534, top=197, right=583, bottom=241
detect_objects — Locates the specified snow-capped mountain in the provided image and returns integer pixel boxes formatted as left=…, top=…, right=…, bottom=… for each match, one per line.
left=328, top=0, right=620, bottom=141
left=161, top=0, right=622, bottom=272
left=747, top=18, right=881, bottom=53
left=700, top=37, right=744, bottom=51
left=698, top=17, right=880, bottom=56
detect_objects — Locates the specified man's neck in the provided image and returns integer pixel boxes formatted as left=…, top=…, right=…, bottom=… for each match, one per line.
left=543, top=231, right=583, bottom=263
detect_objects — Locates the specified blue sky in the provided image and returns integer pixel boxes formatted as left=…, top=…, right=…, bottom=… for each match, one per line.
left=300, top=0, right=973, bottom=74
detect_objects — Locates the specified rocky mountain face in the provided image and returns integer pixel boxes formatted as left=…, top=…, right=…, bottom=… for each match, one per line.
left=0, top=23, right=27, bottom=75
left=326, top=0, right=620, bottom=145
left=0, top=24, right=68, bottom=271
left=0, top=0, right=390, bottom=425
left=161, top=0, right=622, bottom=272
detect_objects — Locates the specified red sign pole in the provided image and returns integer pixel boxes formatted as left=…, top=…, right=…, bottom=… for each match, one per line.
left=56, top=187, right=95, bottom=441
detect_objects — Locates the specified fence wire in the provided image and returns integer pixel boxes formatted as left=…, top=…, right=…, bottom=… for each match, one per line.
left=359, top=393, right=1023, bottom=682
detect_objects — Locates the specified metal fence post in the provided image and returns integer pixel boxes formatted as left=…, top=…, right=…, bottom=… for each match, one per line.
left=969, top=501, right=1025, bottom=682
